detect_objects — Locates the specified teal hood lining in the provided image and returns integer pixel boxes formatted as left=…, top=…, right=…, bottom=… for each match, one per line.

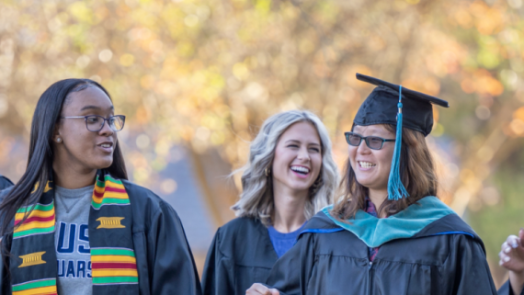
left=322, top=196, right=456, bottom=248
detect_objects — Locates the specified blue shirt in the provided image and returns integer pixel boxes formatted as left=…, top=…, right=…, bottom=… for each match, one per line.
left=268, top=223, right=307, bottom=258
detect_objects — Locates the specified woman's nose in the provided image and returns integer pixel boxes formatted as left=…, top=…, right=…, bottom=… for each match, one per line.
left=356, top=139, right=371, bottom=154
left=99, top=120, right=115, bottom=136
left=297, top=147, right=311, bottom=161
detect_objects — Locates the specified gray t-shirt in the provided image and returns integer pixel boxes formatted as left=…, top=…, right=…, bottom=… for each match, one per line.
left=54, top=185, right=94, bottom=295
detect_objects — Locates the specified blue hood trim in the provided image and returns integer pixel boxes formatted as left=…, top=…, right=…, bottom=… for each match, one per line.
left=321, top=196, right=456, bottom=247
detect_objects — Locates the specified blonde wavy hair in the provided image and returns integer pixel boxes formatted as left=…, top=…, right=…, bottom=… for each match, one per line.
left=232, top=110, right=339, bottom=225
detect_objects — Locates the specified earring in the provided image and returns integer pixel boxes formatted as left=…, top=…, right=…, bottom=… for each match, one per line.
left=265, top=168, right=270, bottom=177
left=56, top=138, right=62, bottom=143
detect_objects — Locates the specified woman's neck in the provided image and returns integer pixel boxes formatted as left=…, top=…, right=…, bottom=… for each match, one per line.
left=52, top=160, right=97, bottom=189
left=272, top=183, right=307, bottom=233
left=368, top=188, right=388, bottom=218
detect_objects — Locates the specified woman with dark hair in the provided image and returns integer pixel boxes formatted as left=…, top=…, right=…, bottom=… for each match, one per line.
left=0, top=79, right=201, bottom=295
left=247, top=74, right=497, bottom=295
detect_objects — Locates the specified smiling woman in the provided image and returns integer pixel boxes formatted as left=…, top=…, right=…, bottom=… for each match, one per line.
left=201, top=110, right=339, bottom=295
left=53, top=86, right=125, bottom=183
left=0, top=79, right=202, bottom=295
left=247, top=74, right=497, bottom=295
left=341, top=123, right=437, bottom=219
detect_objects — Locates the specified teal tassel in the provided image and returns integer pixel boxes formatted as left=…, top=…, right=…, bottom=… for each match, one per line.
left=387, top=86, right=410, bottom=201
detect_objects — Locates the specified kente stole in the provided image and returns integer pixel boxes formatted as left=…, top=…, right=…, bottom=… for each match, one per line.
left=9, top=170, right=139, bottom=295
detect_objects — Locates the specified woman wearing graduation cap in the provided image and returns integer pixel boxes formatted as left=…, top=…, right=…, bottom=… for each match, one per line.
left=247, top=74, right=497, bottom=295
left=201, top=110, right=339, bottom=295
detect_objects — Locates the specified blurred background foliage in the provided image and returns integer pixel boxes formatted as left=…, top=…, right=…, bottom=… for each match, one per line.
left=1, top=0, right=523, bottom=284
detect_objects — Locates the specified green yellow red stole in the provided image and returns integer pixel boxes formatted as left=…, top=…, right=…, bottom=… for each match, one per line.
left=9, top=170, right=139, bottom=295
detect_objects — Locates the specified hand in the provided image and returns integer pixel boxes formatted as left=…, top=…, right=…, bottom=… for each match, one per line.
left=499, top=229, right=524, bottom=273
left=246, top=283, right=280, bottom=295
left=500, top=229, right=524, bottom=295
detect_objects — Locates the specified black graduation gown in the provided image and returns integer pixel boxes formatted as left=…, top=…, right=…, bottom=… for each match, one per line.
left=498, top=281, right=524, bottom=295
left=0, top=180, right=202, bottom=295
left=202, top=217, right=279, bottom=295
left=265, top=198, right=497, bottom=295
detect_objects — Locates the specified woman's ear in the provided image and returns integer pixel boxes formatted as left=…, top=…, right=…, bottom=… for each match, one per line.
left=53, top=124, right=62, bottom=144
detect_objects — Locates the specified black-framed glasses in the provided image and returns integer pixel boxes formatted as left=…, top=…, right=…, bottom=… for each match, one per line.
left=344, top=132, right=395, bottom=150
left=61, top=115, right=126, bottom=132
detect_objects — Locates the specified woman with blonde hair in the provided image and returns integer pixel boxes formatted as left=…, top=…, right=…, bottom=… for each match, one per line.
left=201, top=110, right=339, bottom=295
left=247, top=74, right=497, bottom=295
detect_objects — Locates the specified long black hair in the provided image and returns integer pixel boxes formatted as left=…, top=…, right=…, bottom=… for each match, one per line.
left=0, top=79, right=127, bottom=238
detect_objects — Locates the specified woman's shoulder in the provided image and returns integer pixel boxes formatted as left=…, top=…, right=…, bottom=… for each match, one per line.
left=303, top=208, right=343, bottom=231
left=121, top=179, right=178, bottom=221
left=122, top=180, right=162, bottom=203
left=410, top=198, right=481, bottom=242
left=214, top=217, right=277, bottom=262
left=218, top=216, right=265, bottom=237
left=0, top=175, right=13, bottom=191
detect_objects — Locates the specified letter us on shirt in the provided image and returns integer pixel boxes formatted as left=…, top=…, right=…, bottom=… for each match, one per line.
left=55, top=222, right=91, bottom=278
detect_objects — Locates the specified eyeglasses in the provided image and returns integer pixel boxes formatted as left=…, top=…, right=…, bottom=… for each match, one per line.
left=344, top=132, right=395, bottom=150
left=61, top=115, right=126, bottom=132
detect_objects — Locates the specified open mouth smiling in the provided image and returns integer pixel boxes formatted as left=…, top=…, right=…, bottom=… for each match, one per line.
left=358, top=161, right=376, bottom=168
left=98, top=141, right=114, bottom=153
left=290, top=165, right=310, bottom=175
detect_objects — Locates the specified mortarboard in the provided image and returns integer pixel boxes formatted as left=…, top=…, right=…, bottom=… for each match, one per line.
left=354, top=73, right=449, bottom=200
left=355, top=73, right=449, bottom=136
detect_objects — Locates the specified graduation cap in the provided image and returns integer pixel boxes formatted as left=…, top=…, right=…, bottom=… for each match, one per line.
left=354, top=73, right=449, bottom=200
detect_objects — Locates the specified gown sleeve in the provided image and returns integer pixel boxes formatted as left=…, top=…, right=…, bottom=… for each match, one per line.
left=0, top=197, right=13, bottom=295
left=201, top=228, right=235, bottom=295
left=146, top=200, right=202, bottom=295
left=265, top=233, right=317, bottom=295
left=450, top=234, right=498, bottom=294
left=498, top=280, right=524, bottom=295
left=0, top=234, right=12, bottom=295
left=201, top=229, right=217, bottom=295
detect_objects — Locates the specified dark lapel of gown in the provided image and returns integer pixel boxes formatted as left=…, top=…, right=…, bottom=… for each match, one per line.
left=202, top=217, right=279, bottom=295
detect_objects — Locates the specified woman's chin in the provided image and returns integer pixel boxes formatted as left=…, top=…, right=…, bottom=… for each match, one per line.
left=92, top=158, right=114, bottom=170
left=285, top=183, right=314, bottom=194
left=355, top=178, right=384, bottom=191
left=355, top=178, right=372, bottom=188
